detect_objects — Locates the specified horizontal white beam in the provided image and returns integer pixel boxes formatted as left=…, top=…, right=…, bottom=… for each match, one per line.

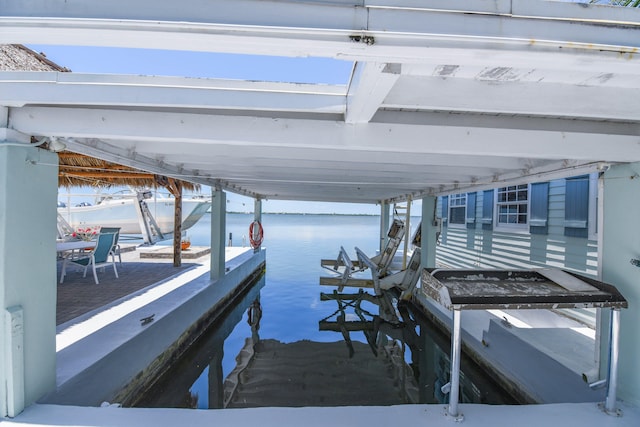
left=0, top=72, right=346, bottom=113
left=1, top=0, right=640, bottom=61
left=384, top=75, right=640, bottom=122
left=10, top=107, right=640, bottom=163
left=128, top=140, right=540, bottom=171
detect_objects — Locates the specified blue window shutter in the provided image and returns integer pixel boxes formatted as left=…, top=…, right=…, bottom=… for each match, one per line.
left=481, top=190, right=493, bottom=230
left=466, top=192, right=477, bottom=229
left=441, top=195, right=449, bottom=226
left=565, top=175, right=589, bottom=238
left=529, top=182, right=549, bottom=235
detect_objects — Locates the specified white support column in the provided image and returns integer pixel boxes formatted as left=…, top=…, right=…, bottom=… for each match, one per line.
left=421, top=196, right=438, bottom=269
left=0, top=142, right=58, bottom=416
left=253, top=198, right=263, bottom=253
left=379, top=202, right=390, bottom=254
left=402, top=196, right=411, bottom=270
left=254, top=198, right=262, bottom=224
left=210, top=189, right=226, bottom=281
left=447, top=309, right=464, bottom=421
left=600, top=162, right=640, bottom=406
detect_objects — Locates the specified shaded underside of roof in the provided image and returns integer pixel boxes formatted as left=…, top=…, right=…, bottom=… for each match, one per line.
left=2, top=1, right=640, bottom=203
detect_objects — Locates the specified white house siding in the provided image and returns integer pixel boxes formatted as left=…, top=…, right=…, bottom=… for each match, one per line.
left=436, top=179, right=598, bottom=277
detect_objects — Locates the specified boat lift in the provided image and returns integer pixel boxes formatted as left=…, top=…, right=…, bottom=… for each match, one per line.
left=319, top=218, right=406, bottom=290
left=133, top=190, right=165, bottom=244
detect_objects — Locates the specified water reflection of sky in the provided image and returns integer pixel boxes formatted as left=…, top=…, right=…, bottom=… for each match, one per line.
left=142, top=213, right=509, bottom=409
left=186, top=214, right=386, bottom=407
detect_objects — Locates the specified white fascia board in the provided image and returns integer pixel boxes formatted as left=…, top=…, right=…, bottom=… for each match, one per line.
left=10, top=106, right=640, bottom=163
left=0, top=73, right=346, bottom=113
left=345, top=62, right=400, bottom=124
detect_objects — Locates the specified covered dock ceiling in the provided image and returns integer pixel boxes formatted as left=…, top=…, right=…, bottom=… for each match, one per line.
left=1, top=0, right=640, bottom=204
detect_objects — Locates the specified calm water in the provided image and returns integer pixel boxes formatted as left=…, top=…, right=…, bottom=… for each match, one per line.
left=136, top=213, right=514, bottom=408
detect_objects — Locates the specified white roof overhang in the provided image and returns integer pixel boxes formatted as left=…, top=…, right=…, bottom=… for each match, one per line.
left=2, top=0, right=640, bottom=204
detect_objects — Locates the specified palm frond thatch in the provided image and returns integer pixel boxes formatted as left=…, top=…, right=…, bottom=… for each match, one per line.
left=57, top=150, right=199, bottom=191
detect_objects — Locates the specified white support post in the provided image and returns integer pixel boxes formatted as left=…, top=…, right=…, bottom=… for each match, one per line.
left=380, top=202, right=390, bottom=255
left=603, top=308, right=621, bottom=415
left=402, top=196, right=411, bottom=270
left=447, top=309, right=464, bottom=421
left=421, top=196, right=438, bottom=269
left=600, top=162, right=640, bottom=406
left=254, top=198, right=262, bottom=253
left=210, top=189, right=226, bottom=281
left=0, top=142, right=57, bottom=417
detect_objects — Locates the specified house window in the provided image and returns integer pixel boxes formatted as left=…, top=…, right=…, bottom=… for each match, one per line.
left=496, top=185, right=528, bottom=229
left=449, top=194, right=466, bottom=226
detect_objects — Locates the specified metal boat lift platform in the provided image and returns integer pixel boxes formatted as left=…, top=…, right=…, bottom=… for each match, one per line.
left=420, top=268, right=628, bottom=421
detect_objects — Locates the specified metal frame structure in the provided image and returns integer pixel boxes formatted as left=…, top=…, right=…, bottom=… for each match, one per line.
left=420, top=268, right=628, bottom=418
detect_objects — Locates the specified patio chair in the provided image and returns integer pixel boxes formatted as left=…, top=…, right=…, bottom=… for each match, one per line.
left=100, top=226, right=122, bottom=264
left=59, top=232, right=119, bottom=284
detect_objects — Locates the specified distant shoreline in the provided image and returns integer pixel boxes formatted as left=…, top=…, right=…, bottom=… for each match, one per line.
left=226, top=211, right=379, bottom=216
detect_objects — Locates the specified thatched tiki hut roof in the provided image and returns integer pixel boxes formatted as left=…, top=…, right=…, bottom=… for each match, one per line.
left=57, top=151, right=199, bottom=192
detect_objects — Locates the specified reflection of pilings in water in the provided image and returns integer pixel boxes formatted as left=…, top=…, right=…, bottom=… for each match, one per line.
left=318, top=289, right=421, bottom=403
left=224, top=296, right=264, bottom=407
left=247, top=297, right=262, bottom=344
left=223, top=337, right=256, bottom=408
left=319, top=290, right=383, bottom=357
left=131, top=276, right=265, bottom=409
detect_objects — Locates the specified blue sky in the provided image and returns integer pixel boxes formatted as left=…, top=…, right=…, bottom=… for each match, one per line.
left=32, top=45, right=387, bottom=214
left=28, top=45, right=353, bottom=84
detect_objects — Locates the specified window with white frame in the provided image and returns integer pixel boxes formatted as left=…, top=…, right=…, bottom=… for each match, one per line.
left=495, top=185, right=528, bottom=229
left=449, top=193, right=466, bottom=226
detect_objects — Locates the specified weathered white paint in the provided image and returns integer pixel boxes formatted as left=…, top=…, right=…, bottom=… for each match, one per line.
left=210, top=189, right=226, bottom=281
left=0, top=143, right=57, bottom=416
left=421, top=196, right=438, bottom=269
left=2, top=0, right=639, bottom=57
left=601, top=162, right=640, bottom=406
